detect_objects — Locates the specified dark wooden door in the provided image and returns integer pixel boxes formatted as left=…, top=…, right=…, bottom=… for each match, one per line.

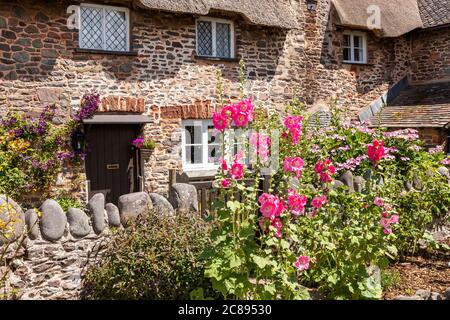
left=85, top=124, right=141, bottom=204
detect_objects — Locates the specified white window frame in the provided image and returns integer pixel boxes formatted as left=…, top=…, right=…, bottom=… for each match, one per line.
left=196, top=17, right=235, bottom=58
left=79, top=3, right=130, bottom=52
left=182, top=120, right=220, bottom=171
left=342, top=31, right=367, bottom=64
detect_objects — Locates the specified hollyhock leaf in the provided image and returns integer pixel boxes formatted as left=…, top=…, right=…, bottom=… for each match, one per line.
left=264, top=284, right=277, bottom=296
left=230, top=254, right=243, bottom=268
left=227, top=200, right=241, bottom=212
left=280, top=239, right=290, bottom=250
left=386, top=245, right=398, bottom=256
left=251, top=254, right=274, bottom=269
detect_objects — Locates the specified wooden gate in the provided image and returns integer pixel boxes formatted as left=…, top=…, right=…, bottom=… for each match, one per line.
left=169, top=169, right=271, bottom=216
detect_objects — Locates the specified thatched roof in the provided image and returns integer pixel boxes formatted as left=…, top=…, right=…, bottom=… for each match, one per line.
left=332, top=0, right=423, bottom=37
left=417, top=0, right=450, bottom=29
left=137, top=0, right=299, bottom=29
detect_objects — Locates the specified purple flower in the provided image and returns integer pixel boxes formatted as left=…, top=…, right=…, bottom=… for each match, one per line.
left=132, top=136, right=145, bottom=149
left=73, top=94, right=100, bottom=122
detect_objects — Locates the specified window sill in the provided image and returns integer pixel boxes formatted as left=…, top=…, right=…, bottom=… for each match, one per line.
left=74, top=48, right=138, bottom=56
left=183, top=168, right=218, bottom=179
left=194, top=55, right=241, bottom=63
left=342, top=61, right=374, bottom=66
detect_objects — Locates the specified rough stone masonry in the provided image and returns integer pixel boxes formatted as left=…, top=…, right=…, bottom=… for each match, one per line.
left=1, top=183, right=198, bottom=300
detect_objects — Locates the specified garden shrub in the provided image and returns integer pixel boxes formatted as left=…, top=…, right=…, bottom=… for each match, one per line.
left=83, top=210, right=216, bottom=300
left=0, top=94, right=99, bottom=203
left=204, top=82, right=450, bottom=300
left=55, top=192, right=84, bottom=212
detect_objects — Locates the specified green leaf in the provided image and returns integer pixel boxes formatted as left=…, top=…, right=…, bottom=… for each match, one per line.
left=264, top=284, right=277, bottom=296
left=230, top=254, right=243, bottom=268
left=327, top=274, right=338, bottom=285
left=280, top=239, right=290, bottom=250
left=251, top=254, right=274, bottom=269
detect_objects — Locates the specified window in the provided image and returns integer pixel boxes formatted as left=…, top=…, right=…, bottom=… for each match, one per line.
left=79, top=4, right=130, bottom=52
left=196, top=18, right=235, bottom=58
left=182, top=120, right=221, bottom=170
left=342, top=31, right=367, bottom=64
left=182, top=120, right=248, bottom=171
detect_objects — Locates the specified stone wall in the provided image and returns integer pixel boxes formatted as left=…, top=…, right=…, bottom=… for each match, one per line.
left=0, top=0, right=429, bottom=194
left=4, top=231, right=109, bottom=299
left=1, top=184, right=196, bottom=299
left=302, top=0, right=412, bottom=114
left=411, top=27, right=450, bottom=83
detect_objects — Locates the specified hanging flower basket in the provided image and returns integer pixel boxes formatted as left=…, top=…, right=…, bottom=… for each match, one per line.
left=132, top=136, right=156, bottom=161
left=141, top=148, right=153, bottom=160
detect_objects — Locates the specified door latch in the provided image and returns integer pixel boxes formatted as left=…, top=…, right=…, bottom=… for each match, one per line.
left=107, top=164, right=120, bottom=170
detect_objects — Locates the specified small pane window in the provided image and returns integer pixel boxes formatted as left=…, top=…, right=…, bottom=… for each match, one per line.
left=342, top=32, right=367, bottom=64
left=216, top=23, right=231, bottom=58
left=79, top=4, right=129, bottom=52
left=197, top=21, right=213, bottom=56
left=196, top=18, right=234, bottom=58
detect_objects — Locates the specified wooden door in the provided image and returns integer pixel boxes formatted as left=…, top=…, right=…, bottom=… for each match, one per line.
left=85, top=124, right=141, bottom=204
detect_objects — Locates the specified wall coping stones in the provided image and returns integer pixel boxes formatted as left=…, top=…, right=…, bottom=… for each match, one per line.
left=39, top=199, right=66, bottom=242
left=87, top=193, right=106, bottom=234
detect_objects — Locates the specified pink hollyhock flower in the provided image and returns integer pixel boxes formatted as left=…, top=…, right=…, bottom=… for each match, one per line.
left=212, top=112, right=228, bottom=132
left=383, top=227, right=393, bottom=235
left=220, top=158, right=228, bottom=171
left=261, top=201, right=278, bottom=221
left=284, top=157, right=305, bottom=178
left=284, top=116, right=303, bottom=131
left=230, top=162, right=244, bottom=180
left=368, top=139, right=386, bottom=165
left=294, top=255, right=310, bottom=271
left=373, top=197, right=384, bottom=207
left=312, top=195, right=327, bottom=209
left=259, top=193, right=285, bottom=221
left=315, top=159, right=336, bottom=183
left=233, top=110, right=250, bottom=127
left=221, top=104, right=237, bottom=119
left=380, top=217, right=390, bottom=229
left=288, top=189, right=307, bottom=216
left=236, top=97, right=254, bottom=121
left=320, top=172, right=333, bottom=183
left=271, top=218, right=283, bottom=238
left=382, top=211, right=389, bottom=218
left=220, top=178, right=231, bottom=188
left=389, top=215, right=399, bottom=224
left=283, top=115, right=303, bottom=145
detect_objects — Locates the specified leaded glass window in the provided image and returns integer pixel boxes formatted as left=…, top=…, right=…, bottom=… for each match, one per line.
left=79, top=4, right=129, bottom=52
left=196, top=18, right=234, bottom=58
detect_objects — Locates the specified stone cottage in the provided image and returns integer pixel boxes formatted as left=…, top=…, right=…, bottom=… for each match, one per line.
left=0, top=0, right=449, bottom=203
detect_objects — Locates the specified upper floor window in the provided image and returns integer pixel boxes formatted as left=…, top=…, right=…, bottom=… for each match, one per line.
left=79, top=4, right=130, bottom=52
left=343, top=31, right=367, bottom=64
left=196, top=18, right=235, bottom=59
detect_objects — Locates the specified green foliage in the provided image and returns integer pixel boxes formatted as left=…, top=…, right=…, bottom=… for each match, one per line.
left=55, top=193, right=84, bottom=212
left=206, top=93, right=450, bottom=300
left=83, top=211, right=216, bottom=300
left=0, top=94, right=99, bottom=203
left=381, top=270, right=402, bottom=291
left=142, top=138, right=156, bottom=150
